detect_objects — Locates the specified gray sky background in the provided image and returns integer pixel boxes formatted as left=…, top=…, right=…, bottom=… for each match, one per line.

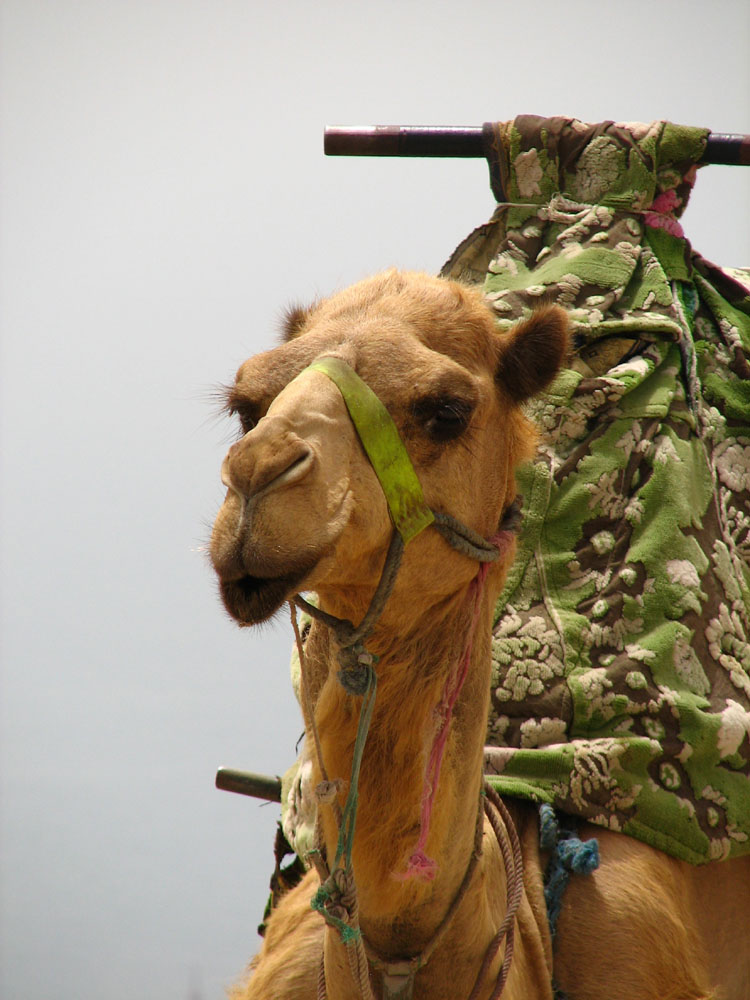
left=1, top=2, right=748, bottom=998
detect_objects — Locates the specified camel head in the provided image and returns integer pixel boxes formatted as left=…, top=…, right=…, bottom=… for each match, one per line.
left=210, top=270, right=568, bottom=630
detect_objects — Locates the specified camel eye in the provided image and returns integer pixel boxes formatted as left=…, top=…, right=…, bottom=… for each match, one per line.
left=226, top=398, right=259, bottom=436
left=237, top=412, right=256, bottom=435
left=413, top=396, right=473, bottom=442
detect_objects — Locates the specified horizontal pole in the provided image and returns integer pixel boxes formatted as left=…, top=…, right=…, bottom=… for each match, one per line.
left=325, top=125, right=484, bottom=158
left=705, top=132, right=750, bottom=165
left=215, top=767, right=282, bottom=802
left=324, top=125, right=750, bottom=166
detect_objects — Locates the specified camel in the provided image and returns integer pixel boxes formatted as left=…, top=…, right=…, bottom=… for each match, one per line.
left=210, top=270, right=750, bottom=1000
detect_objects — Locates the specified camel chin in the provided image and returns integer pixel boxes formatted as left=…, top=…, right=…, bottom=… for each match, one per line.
left=211, top=486, right=350, bottom=625
left=212, top=512, right=349, bottom=625
left=218, top=567, right=313, bottom=626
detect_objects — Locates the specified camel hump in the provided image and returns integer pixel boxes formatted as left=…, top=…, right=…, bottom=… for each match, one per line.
left=495, top=305, right=570, bottom=402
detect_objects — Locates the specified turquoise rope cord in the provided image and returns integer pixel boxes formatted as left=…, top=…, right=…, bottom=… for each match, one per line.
left=310, top=663, right=378, bottom=944
left=334, top=664, right=378, bottom=871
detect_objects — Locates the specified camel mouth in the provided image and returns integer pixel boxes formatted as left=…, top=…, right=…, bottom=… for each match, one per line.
left=219, top=569, right=309, bottom=625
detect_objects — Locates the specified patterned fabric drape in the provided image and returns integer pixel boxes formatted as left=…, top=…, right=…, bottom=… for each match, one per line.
left=443, top=116, right=750, bottom=863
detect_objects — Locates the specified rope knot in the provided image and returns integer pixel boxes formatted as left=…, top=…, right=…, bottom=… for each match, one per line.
left=331, top=865, right=358, bottom=911
left=315, top=778, right=345, bottom=804
left=312, top=867, right=361, bottom=938
left=337, top=647, right=377, bottom=695
left=395, top=848, right=438, bottom=882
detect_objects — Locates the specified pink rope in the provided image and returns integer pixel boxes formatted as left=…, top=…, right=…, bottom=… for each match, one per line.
left=396, top=531, right=512, bottom=881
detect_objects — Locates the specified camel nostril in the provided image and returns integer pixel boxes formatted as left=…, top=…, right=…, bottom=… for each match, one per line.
left=268, top=446, right=314, bottom=492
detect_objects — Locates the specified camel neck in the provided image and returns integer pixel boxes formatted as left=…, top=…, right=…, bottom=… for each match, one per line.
left=309, top=577, right=497, bottom=955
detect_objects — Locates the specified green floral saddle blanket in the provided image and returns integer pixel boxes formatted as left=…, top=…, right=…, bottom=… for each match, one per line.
left=441, top=117, right=750, bottom=863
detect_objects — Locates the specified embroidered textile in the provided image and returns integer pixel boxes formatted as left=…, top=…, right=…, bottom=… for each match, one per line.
left=442, top=116, right=750, bottom=863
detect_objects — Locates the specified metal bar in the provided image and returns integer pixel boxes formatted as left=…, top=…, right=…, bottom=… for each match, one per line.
left=324, top=125, right=750, bottom=165
left=215, top=767, right=282, bottom=802
left=324, top=125, right=484, bottom=158
left=705, top=132, right=750, bottom=165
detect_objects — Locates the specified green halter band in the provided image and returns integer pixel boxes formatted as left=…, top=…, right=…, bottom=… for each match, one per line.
left=302, top=356, right=435, bottom=544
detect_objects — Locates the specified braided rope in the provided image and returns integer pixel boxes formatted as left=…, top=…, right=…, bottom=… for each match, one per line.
left=467, top=784, right=524, bottom=1000
left=314, top=867, right=376, bottom=1000
left=317, top=952, right=327, bottom=1000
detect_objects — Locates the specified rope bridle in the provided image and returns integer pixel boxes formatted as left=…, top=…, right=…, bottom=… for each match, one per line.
left=288, top=356, right=524, bottom=1000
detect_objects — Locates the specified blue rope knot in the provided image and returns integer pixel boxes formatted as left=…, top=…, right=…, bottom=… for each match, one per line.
left=539, top=803, right=599, bottom=941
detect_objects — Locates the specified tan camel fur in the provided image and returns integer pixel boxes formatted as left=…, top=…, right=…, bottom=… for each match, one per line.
left=210, top=271, right=750, bottom=1000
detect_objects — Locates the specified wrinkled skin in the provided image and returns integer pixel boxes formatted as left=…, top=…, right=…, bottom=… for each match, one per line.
left=211, top=271, right=750, bottom=1000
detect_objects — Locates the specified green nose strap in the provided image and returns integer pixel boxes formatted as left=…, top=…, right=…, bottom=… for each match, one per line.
left=302, top=356, right=435, bottom=544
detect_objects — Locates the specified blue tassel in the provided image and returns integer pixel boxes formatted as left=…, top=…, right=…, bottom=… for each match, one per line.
left=539, top=803, right=599, bottom=941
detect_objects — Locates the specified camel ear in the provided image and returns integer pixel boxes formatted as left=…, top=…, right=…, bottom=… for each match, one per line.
left=495, top=305, right=570, bottom=402
left=280, top=303, right=316, bottom=342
